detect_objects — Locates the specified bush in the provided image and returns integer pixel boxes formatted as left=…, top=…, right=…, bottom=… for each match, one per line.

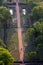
left=0, top=47, right=14, bottom=65
left=32, top=6, right=43, bottom=21
left=27, top=51, right=38, bottom=61
left=0, top=61, right=4, bottom=65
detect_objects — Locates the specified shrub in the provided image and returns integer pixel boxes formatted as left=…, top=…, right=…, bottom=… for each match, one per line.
left=0, top=47, right=14, bottom=65
left=27, top=51, right=38, bottom=61
left=0, top=61, right=4, bottom=65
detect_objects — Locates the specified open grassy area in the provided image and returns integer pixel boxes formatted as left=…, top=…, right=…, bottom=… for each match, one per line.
left=7, top=32, right=18, bottom=50
left=6, top=31, right=20, bottom=61
left=12, top=33, right=18, bottom=44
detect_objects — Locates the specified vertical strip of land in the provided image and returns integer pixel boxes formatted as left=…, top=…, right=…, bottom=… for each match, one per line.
left=16, top=1, right=24, bottom=61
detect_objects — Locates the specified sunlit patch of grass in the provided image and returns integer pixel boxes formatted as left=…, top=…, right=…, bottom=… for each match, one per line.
left=12, top=33, right=18, bottom=44
left=7, top=32, right=18, bottom=50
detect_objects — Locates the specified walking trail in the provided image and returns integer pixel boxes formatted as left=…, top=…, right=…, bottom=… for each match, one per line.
left=16, top=1, right=24, bottom=62
left=10, top=0, right=24, bottom=65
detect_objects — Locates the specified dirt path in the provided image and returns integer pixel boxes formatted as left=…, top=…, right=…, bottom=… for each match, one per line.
left=16, top=1, right=24, bottom=61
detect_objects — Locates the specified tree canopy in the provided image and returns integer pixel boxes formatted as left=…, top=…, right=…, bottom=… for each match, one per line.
left=0, top=0, right=8, bottom=6
left=32, top=6, right=43, bottom=21
left=0, top=0, right=4, bottom=6
left=25, top=22, right=43, bottom=44
left=0, top=6, right=11, bottom=24
left=25, top=22, right=43, bottom=60
left=0, top=6, right=11, bottom=44
left=0, top=6, right=11, bottom=26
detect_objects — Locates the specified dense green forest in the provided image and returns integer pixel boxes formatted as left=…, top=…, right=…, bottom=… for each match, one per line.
left=24, top=0, right=43, bottom=61
left=0, top=0, right=43, bottom=65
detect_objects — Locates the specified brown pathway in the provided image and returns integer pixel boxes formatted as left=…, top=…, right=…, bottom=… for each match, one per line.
left=16, top=1, right=24, bottom=61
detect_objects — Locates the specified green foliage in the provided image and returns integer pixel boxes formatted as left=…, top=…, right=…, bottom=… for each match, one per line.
left=0, top=0, right=7, bottom=6
left=7, top=43, right=14, bottom=51
left=27, top=1, right=37, bottom=9
left=12, top=33, right=18, bottom=44
left=0, top=47, right=14, bottom=65
left=33, top=22, right=43, bottom=32
left=36, top=44, right=43, bottom=60
left=0, top=61, right=4, bottom=65
left=32, top=6, right=43, bottom=21
left=25, top=1, right=37, bottom=29
left=25, top=22, right=43, bottom=43
left=0, top=6, right=12, bottom=44
left=0, top=6, right=11, bottom=26
left=0, top=0, right=3, bottom=6
left=33, top=22, right=43, bottom=44
left=27, top=51, right=37, bottom=61
left=36, top=44, right=43, bottom=51
left=13, top=37, right=18, bottom=44
left=25, top=22, right=43, bottom=60
left=23, top=0, right=43, bottom=3
left=25, top=28, right=35, bottom=42
left=38, top=2, right=43, bottom=6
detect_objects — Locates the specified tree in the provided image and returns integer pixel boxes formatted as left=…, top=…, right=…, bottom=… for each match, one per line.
left=0, top=0, right=4, bottom=6
left=0, top=6, right=11, bottom=44
left=27, top=51, right=38, bottom=61
left=25, top=22, right=43, bottom=60
left=28, top=1, right=37, bottom=9
left=25, top=0, right=37, bottom=28
left=36, top=44, right=43, bottom=60
left=32, top=6, right=43, bottom=21
left=0, top=47, right=14, bottom=65
left=0, top=0, right=7, bottom=6
left=25, top=21, right=43, bottom=46
left=25, top=27, right=35, bottom=42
